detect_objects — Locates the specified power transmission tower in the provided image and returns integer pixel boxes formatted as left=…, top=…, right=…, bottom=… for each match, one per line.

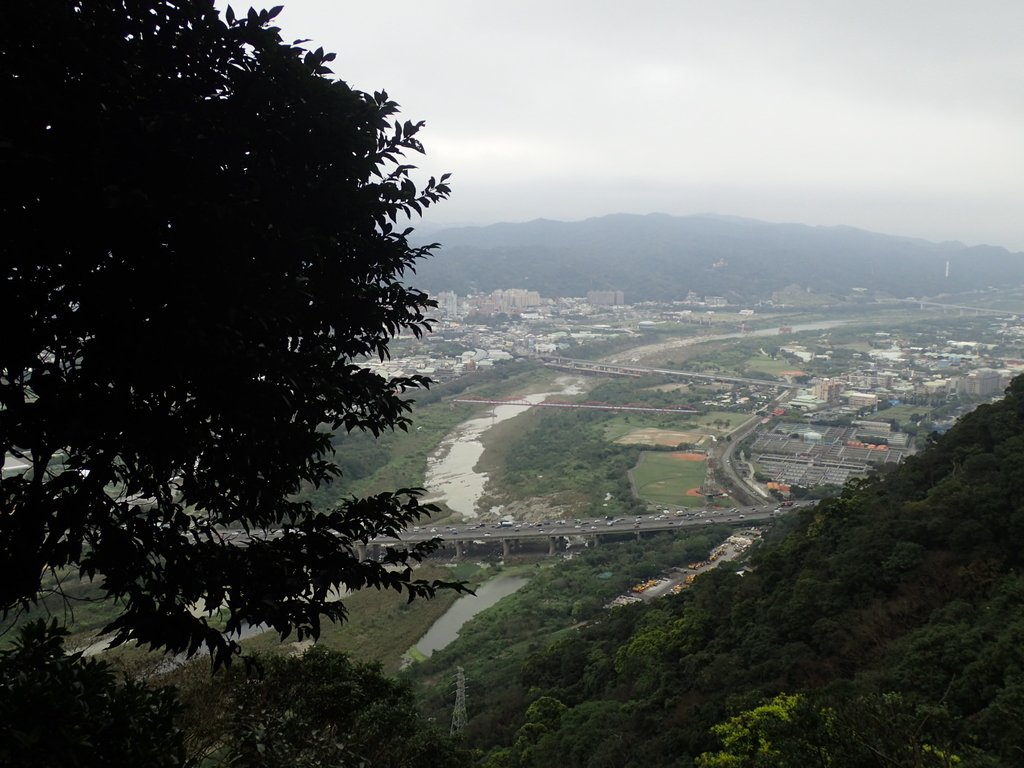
left=450, top=666, right=468, bottom=735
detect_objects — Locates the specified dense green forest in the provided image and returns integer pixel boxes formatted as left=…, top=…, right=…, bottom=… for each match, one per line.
left=444, top=377, right=1024, bottom=766
left=408, top=530, right=733, bottom=750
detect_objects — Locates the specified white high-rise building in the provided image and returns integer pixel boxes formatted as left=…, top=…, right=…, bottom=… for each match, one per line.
left=435, top=291, right=459, bottom=317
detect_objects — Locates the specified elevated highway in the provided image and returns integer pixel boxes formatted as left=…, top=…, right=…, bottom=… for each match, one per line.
left=359, top=503, right=805, bottom=559
left=540, top=357, right=800, bottom=389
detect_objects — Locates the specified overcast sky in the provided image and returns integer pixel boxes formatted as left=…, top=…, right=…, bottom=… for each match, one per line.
left=264, top=1, right=1024, bottom=250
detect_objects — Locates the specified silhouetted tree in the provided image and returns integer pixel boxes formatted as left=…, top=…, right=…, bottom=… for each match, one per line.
left=0, top=621, right=185, bottom=767
left=1, top=0, right=455, bottom=666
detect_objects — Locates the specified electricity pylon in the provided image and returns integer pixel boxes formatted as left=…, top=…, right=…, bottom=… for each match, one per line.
left=450, top=666, right=467, bottom=735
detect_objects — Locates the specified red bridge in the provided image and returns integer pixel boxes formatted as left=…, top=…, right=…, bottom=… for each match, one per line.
left=451, top=397, right=699, bottom=415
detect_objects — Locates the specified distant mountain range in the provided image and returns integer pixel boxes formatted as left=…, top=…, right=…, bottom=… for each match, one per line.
left=412, top=213, right=1024, bottom=302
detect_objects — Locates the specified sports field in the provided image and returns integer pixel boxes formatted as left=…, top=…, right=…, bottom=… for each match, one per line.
left=629, top=451, right=707, bottom=507
left=614, top=428, right=707, bottom=447
left=602, top=414, right=699, bottom=442
left=743, top=355, right=794, bottom=376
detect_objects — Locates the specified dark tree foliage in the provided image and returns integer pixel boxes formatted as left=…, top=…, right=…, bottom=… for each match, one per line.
left=0, top=1, right=455, bottom=665
left=0, top=620, right=186, bottom=767
left=176, top=647, right=474, bottom=767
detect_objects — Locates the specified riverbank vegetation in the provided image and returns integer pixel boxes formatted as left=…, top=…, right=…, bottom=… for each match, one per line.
left=477, top=376, right=743, bottom=516
left=298, top=360, right=558, bottom=513
left=479, top=406, right=647, bottom=518
left=406, top=527, right=733, bottom=750
left=239, top=562, right=488, bottom=673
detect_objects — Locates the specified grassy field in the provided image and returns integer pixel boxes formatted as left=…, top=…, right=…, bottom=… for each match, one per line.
left=872, top=403, right=936, bottom=429
left=473, top=370, right=595, bottom=497
left=743, top=354, right=795, bottom=376
left=693, top=410, right=745, bottom=431
left=601, top=410, right=746, bottom=442
left=240, top=562, right=487, bottom=673
left=40, top=562, right=487, bottom=676
left=601, top=413, right=700, bottom=441
left=629, top=451, right=707, bottom=507
left=635, top=339, right=728, bottom=368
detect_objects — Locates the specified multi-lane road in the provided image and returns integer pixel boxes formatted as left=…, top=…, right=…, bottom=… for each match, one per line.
left=541, top=357, right=801, bottom=390
left=215, top=503, right=809, bottom=563
left=372, top=502, right=807, bottom=547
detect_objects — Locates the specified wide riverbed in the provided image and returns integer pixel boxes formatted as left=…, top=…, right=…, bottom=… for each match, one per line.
left=606, top=319, right=853, bottom=362
left=422, top=378, right=583, bottom=517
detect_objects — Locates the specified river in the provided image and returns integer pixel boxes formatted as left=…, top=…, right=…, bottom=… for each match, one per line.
left=422, top=321, right=849, bottom=518
left=411, top=573, right=530, bottom=658
left=606, top=319, right=853, bottom=362
left=422, top=378, right=583, bottom=517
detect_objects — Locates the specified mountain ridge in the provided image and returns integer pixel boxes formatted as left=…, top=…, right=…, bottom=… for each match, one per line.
left=412, top=213, right=1023, bottom=301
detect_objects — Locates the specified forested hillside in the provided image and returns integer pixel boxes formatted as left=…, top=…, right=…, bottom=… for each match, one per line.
left=414, top=213, right=1022, bottom=301
left=474, top=377, right=1024, bottom=767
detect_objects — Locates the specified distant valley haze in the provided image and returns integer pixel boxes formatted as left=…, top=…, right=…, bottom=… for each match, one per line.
left=413, top=212, right=1024, bottom=303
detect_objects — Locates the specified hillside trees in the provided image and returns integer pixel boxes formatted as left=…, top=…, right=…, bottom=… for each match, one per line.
left=174, top=646, right=472, bottom=767
left=465, top=378, right=1024, bottom=765
left=0, top=0, right=456, bottom=666
left=0, top=620, right=186, bottom=767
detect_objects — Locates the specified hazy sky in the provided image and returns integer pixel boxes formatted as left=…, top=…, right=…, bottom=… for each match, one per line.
left=262, top=1, right=1024, bottom=250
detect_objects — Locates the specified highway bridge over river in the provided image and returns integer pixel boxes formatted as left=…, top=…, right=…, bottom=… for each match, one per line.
left=357, top=503, right=802, bottom=560
left=896, top=298, right=1021, bottom=318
